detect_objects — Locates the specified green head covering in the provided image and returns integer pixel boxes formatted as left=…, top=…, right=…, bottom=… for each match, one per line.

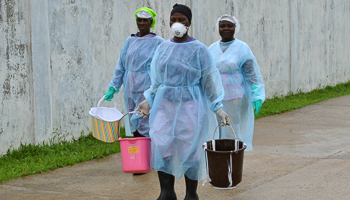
left=135, top=7, right=157, bottom=29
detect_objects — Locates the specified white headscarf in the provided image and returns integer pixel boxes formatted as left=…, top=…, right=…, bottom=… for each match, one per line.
left=136, top=10, right=152, bottom=19
left=216, top=14, right=240, bottom=36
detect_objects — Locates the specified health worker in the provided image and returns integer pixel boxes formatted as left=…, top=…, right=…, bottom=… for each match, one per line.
left=136, top=4, right=229, bottom=200
left=208, top=14, right=265, bottom=151
left=104, top=7, right=164, bottom=139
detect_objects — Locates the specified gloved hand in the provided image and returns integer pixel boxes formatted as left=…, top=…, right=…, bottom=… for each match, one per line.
left=252, top=99, right=262, bottom=115
left=135, top=99, right=150, bottom=118
left=104, top=87, right=117, bottom=101
left=216, top=108, right=230, bottom=126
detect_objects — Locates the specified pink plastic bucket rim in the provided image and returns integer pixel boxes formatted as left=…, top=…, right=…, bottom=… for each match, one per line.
left=118, top=137, right=151, bottom=141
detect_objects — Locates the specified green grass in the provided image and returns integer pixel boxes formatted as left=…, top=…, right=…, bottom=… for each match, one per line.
left=256, top=81, right=350, bottom=119
left=1, top=80, right=349, bottom=183
left=0, top=129, right=127, bottom=183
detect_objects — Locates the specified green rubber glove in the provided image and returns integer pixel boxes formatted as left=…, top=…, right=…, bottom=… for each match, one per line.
left=252, top=99, right=262, bottom=115
left=104, top=87, right=117, bottom=101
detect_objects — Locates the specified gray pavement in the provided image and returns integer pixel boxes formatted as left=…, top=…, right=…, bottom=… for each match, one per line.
left=1, top=95, right=350, bottom=200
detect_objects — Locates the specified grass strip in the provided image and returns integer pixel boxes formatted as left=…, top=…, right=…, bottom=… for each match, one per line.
left=0, top=131, right=125, bottom=183
left=1, top=80, right=349, bottom=183
left=256, top=81, right=350, bottom=119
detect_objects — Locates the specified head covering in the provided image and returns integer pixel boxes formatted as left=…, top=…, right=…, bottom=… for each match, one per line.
left=216, top=14, right=240, bottom=36
left=135, top=7, right=157, bottom=29
left=171, top=3, right=192, bottom=24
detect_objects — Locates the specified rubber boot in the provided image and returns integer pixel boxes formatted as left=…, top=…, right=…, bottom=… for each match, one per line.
left=132, top=130, right=147, bottom=175
left=157, top=171, right=177, bottom=200
left=184, top=175, right=199, bottom=200
left=133, top=130, right=145, bottom=138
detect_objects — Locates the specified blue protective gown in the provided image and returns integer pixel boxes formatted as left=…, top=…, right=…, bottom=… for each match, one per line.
left=209, top=39, right=265, bottom=151
left=144, top=40, right=224, bottom=180
left=108, top=34, right=164, bottom=137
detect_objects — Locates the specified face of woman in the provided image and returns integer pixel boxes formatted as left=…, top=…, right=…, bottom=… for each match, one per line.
left=170, top=13, right=190, bottom=27
left=137, top=17, right=152, bottom=34
left=219, top=21, right=235, bottom=42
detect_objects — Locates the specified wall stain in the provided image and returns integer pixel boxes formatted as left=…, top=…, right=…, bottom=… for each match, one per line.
left=3, top=22, right=29, bottom=99
left=3, top=75, right=11, bottom=98
left=5, top=0, right=15, bottom=24
left=71, top=4, right=77, bottom=17
left=0, top=0, right=3, bottom=23
left=229, top=1, right=234, bottom=15
left=145, top=0, right=151, bottom=8
left=103, top=0, right=114, bottom=38
left=3, top=0, right=29, bottom=83
left=259, top=16, right=265, bottom=32
left=77, top=55, right=82, bottom=65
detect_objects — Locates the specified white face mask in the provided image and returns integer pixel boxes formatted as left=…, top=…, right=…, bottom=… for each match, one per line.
left=171, top=22, right=189, bottom=38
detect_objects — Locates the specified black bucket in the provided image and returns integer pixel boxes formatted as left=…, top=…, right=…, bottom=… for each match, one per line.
left=203, top=125, right=247, bottom=189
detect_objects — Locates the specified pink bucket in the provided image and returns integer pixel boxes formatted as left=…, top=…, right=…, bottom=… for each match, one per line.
left=119, top=137, right=151, bottom=173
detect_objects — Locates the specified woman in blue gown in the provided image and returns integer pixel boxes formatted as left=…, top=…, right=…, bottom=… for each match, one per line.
left=209, top=14, right=265, bottom=151
left=104, top=7, right=164, bottom=139
left=136, top=4, right=229, bottom=200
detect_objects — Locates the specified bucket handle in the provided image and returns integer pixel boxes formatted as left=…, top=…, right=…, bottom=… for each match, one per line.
left=213, top=124, right=237, bottom=140
left=96, top=96, right=139, bottom=120
left=95, top=95, right=118, bottom=118
left=117, top=111, right=141, bottom=139
left=212, top=124, right=240, bottom=153
left=202, top=124, right=239, bottom=187
left=97, top=95, right=117, bottom=108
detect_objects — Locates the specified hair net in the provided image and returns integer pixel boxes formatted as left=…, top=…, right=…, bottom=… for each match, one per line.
left=216, top=14, right=240, bottom=36
left=135, top=7, right=157, bottom=29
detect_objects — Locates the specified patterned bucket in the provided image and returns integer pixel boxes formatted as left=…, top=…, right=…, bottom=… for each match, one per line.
left=89, top=96, right=124, bottom=143
left=90, top=116, right=121, bottom=143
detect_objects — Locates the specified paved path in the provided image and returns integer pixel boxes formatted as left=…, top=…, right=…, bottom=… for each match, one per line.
left=1, top=95, right=350, bottom=200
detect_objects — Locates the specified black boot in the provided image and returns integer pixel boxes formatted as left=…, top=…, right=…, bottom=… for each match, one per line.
left=184, top=175, right=199, bottom=200
left=157, top=171, right=177, bottom=200
left=133, top=130, right=145, bottom=138
left=132, top=130, right=147, bottom=176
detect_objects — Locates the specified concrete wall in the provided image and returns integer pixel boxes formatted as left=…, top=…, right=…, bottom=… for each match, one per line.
left=0, top=0, right=34, bottom=153
left=0, top=0, right=349, bottom=154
